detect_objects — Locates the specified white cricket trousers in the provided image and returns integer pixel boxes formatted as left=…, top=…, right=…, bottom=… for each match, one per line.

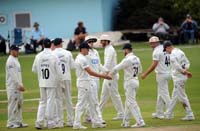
left=99, top=79, right=124, bottom=117
left=55, top=80, right=74, bottom=124
left=7, top=89, right=23, bottom=126
left=85, top=80, right=103, bottom=122
left=155, top=73, right=171, bottom=115
left=36, top=87, right=56, bottom=126
left=166, top=80, right=194, bottom=116
left=73, top=81, right=99, bottom=127
left=63, top=80, right=74, bottom=124
left=123, top=79, right=144, bottom=124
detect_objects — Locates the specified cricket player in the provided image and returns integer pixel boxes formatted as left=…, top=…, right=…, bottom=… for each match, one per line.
left=110, top=44, right=145, bottom=128
left=32, top=38, right=63, bottom=129
left=73, top=42, right=111, bottom=129
left=99, top=34, right=124, bottom=120
left=52, top=38, right=75, bottom=127
left=141, top=36, right=171, bottom=119
left=84, top=36, right=106, bottom=124
left=163, top=41, right=195, bottom=120
left=6, top=45, right=28, bottom=128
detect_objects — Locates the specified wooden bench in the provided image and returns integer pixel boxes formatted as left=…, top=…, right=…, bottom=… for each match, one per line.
left=121, top=29, right=153, bottom=41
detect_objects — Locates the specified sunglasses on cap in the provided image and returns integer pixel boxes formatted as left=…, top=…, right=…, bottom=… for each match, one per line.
left=87, top=40, right=96, bottom=43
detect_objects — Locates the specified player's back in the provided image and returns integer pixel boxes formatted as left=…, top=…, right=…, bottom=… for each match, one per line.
left=53, top=48, right=74, bottom=80
left=35, top=49, right=60, bottom=87
left=123, top=53, right=142, bottom=80
left=153, top=45, right=170, bottom=74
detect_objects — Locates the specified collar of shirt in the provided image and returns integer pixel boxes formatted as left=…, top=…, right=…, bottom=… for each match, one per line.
left=43, top=48, right=51, bottom=52
left=125, top=52, right=134, bottom=58
left=10, top=55, right=18, bottom=60
left=54, top=47, right=62, bottom=51
left=105, top=44, right=112, bottom=48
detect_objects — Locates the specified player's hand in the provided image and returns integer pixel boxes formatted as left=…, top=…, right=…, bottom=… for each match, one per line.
left=186, top=72, right=192, bottom=78
left=187, top=73, right=192, bottom=78
left=18, top=85, right=25, bottom=92
left=141, top=73, right=147, bottom=80
left=104, top=74, right=112, bottom=80
left=183, top=70, right=192, bottom=78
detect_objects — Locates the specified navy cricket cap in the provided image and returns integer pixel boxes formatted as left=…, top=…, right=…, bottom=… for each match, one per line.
left=10, top=45, right=20, bottom=50
left=42, top=38, right=51, bottom=47
left=163, top=41, right=172, bottom=52
left=53, top=38, right=63, bottom=46
left=79, top=42, right=90, bottom=50
left=122, top=43, right=132, bottom=50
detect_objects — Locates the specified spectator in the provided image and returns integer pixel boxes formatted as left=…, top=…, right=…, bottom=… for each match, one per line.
left=180, top=14, right=198, bottom=43
left=74, top=21, right=88, bottom=49
left=152, top=17, right=170, bottom=41
left=0, top=34, right=6, bottom=55
left=31, top=22, right=45, bottom=53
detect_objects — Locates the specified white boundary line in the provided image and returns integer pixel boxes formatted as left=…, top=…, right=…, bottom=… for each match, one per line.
left=0, top=89, right=6, bottom=92
left=0, top=96, right=78, bottom=104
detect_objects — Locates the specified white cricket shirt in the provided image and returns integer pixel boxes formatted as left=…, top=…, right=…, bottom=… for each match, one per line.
left=103, top=44, right=119, bottom=79
left=153, top=44, right=171, bottom=74
left=6, top=55, right=23, bottom=90
left=75, top=53, right=90, bottom=81
left=111, top=53, right=142, bottom=81
left=53, top=48, right=75, bottom=80
left=32, top=48, right=63, bottom=87
left=170, top=48, right=190, bottom=81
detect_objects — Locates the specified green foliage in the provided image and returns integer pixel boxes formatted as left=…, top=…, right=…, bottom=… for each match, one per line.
left=114, top=0, right=200, bottom=30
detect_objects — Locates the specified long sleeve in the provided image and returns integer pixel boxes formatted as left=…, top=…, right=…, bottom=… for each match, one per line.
left=152, top=23, right=160, bottom=32
left=69, top=53, right=75, bottom=69
left=32, top=56, right=38, bottom=73
left=110, top=59, right=126, bottom=75
left=6, top=57, right=23, bottom=88
left=8, top=63, right=23, bottom=86
left=170, top=55, right=185, bottom=73
left=138, top=58, right=143, bottom=74
left=104, top=52, right=113, bottom=71
left=181, top=54, right=190, bottom=70
left=163, top=23, right=170, bottom=30
left=55, top=56, right=63, bottom=80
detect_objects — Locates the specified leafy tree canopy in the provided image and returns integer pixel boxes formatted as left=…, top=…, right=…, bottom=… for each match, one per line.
left=114, top=0, right=200, bottom=30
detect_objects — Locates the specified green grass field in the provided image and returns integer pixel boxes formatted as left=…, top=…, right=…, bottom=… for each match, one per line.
left=0, top=42, right=200, bottom=131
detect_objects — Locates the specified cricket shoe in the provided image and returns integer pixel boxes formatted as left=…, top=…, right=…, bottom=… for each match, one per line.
left=7, top=124, right=20, bottom=129
left=17, top=123, right=28, bottom=128
left=101, top=119, right=106, bottom=125
left=121, top=121, right=130, bottom=128
left=152, top=113, right=165, bottom=119
left=35, top=122, right=42, bottom=130
left=181, top=115, right=195, bottom=121
left=131, top=121, right=145, bottom=128
left=84, top=117, right=92, bottom=123
left=92, top=123, right=106, bottom=128
left=164, top=113, right=174, bottom=119
left=73, top=125, right=87, bottom=130
left=57, top=122, right=64, bottom=128
left=66, top=122, right=73, bottom=127
left=47, top=124, right=57, bottom=129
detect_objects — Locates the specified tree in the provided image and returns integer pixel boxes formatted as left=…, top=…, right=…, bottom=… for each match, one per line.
left=114, top=0, right=199, bottom=30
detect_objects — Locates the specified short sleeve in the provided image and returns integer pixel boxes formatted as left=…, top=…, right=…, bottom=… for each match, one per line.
left=153, top=50, right=160, bottom=61
left=80, top=57, right=89, bottom=69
